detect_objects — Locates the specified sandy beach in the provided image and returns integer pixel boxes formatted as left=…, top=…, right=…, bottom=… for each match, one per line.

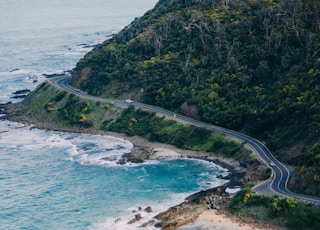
left=193, top=210, right=256, bottom=230
left=117, top=136, right=274, bottom=230
left=187, top=210, right=275, bottom=230
left=118, top=138, right=279, bottom=230
left=146, top=148, right=279, bottom=230
left=0, top=112, right=273, bottom=230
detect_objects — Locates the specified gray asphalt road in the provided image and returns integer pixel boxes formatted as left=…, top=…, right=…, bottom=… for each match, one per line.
left=50, top=76, right=320, bottom=205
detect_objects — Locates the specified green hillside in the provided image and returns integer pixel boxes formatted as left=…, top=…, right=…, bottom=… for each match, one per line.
left=72, top=0, right=320, bottom=196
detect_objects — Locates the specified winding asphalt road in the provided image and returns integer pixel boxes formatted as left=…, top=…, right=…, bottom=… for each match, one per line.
left=51, top=76, right=320, bottom=205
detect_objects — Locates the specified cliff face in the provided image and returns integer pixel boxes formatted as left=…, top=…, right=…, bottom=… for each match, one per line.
left=288, top=166, right=320, bottom=196
left=72, top=0, right=320, bottom=197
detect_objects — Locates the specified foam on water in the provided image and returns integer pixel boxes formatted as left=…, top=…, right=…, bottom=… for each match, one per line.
left=89, top=157, right=229, bottom=229
left=90, top=191, right=199, bottom=230
left=61, top=133, right=134, bottom=167
left=0, top=121, right=229, bottom=229
left=0, top=0, right=157, bottom=103
left=0, top=1, right=233, bottom=229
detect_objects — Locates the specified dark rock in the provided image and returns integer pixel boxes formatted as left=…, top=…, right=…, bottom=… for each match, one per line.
left=27, top=75, right=37, bottom=80
left=9, top=68, right=20, bottom=72
left=83, top=44, right=98, bottom=49
left=128, top=214, right=142, bottom=224
left=155, top=186, right=229, bottom=230
left=12, top=89, right=30, bottom=95
left=185, top=186, right=226, bottom=203
left=42, top=73, right=62, bottom=78
left=135, top=214, right=142, bottom=221
left=0, top=102, right=11, bottom=114
left=0, top=101, right=12, bottom=108
left=42, top=70, right=72, bottom=78
left=76, top=43, right=98, bottom=49
left=144, top=206, right=152, bottom=213
left=131, top=207, right=142, bottom=213
left=80, top=147, right=92, bottom=151
left=77, top=43, right=88, bottom=46
left=140, top=220, right=156, bottom=227
left=10, top=95, right=27, bottom=99
left=117, top=158, right=126, bottom=165
left=117, top=146, right=154, bottom=164
left=114, top=218, right=122, bottom=223
left=0, top=107, right=6, bottom=115
left=11, top=89, right=30, bottom=99
left=106, top=33, right=114, bottom=38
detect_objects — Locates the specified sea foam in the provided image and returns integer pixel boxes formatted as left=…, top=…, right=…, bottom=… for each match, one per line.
left=0, top=1, right=232, bottom=229
left=90, top=192, right=193, bottom=230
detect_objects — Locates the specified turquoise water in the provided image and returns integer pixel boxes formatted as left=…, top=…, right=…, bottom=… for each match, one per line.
left=0, top=121, right=228, bottom=229
left=0, top=1, right=229, bottom=229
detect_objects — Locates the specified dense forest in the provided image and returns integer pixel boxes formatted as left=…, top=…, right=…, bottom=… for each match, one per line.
left=72, top=0, right=320, bottom=196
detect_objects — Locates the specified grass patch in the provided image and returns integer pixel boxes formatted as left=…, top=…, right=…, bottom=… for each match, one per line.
left=104, top=106, right=251, bottom=158
left=21, top=83, right=251, bottom=159
left=229, top=186, right=320, bottom=230
left=22, top=82, right=114, bottom=129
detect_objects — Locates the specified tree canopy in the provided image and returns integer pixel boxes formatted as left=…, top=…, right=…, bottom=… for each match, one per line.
left=72, top=0, right=320, bottom=196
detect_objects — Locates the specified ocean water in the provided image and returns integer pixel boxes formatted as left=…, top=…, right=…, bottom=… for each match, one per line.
left=0, top=1, right=229, bottom=229
left=0, top=0, right=159, bottom=103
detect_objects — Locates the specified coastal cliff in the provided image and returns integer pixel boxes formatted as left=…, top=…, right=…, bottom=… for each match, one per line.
left=0, top=83, right=274, bottom=228
left=71, top=0, right=320, bottom=197
left=1, top=0, right=320, bottom=228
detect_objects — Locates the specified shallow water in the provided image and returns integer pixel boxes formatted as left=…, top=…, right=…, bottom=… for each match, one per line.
left=0, top=121, right=228, bottom=229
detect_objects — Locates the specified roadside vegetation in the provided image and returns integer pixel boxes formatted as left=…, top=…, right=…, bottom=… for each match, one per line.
left=21, top=82, right=116, bottom=130
left=103, top=105, right=251, bottom=161
left=21, top=82, right=252, bottom=162
left=10, top=72, right=316, bottom=230
left=229, top=185, right=320, bottom=230
left=12, top=0, right=320, bottom=226
left=21, top=82, right=318, bottom=229
left=72, top=0, right=320, bottom=196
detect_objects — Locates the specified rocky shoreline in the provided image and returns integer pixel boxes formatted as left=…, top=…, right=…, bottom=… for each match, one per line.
left=0, top=102, right=270, bottom=229
left=154, top=186, right=230, bottom=230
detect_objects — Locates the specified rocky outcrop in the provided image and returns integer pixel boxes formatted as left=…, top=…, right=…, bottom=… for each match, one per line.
left=127, top=206, right=154, bottom=226
left=154, top=186, right=230, bottom=230
left=42, top=70, right=72, bottom=78
left=124, top=187, right=230, bottom=229
left=72, top=67, right=91, bottom=83
left=0, top=102, right=11, bottom=115
left=288, top=165, right=320, bottom=197
left=12, top=89, right=31, bottom=95
left=9, top=68, right=20, bottom=72
left=144, top=206, right=152, bottom=213
left=128, top=214, right=142, bottom=224
left=10, top=89, right=31, bottom=99
left=117, top=146, right=154, bottom=164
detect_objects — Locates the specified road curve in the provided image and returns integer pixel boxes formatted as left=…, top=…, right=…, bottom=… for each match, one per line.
left=50, top=76, right=320, bottom=205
